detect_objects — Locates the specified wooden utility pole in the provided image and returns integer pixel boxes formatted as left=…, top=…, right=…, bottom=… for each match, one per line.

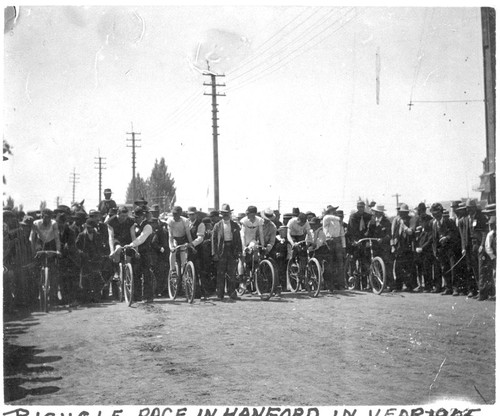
left=126, top=124, right=141, bottom=203
left=94, top=150, right=107, bottom=204
left=392, top=193, right=401, bottom=208
left=69, top=168, right=80, bottom=204
left=203, top=68, right=225, bottom=211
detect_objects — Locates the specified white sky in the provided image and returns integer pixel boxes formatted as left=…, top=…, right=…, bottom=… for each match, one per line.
left=3, top=3, right=488, bottom=217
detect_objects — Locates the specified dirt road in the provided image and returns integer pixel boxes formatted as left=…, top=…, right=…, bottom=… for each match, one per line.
left=3, top=290, right=496, bottom=406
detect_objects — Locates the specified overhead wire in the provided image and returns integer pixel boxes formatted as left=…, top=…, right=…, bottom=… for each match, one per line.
left=227, top=8, right=360, bottom=94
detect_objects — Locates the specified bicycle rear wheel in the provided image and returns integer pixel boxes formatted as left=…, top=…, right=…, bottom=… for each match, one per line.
left=123, top=263, right=134, bottom=306
left=306, top=257, right=322, bottom=297
left=255, top=259, right=276, bottom=300
left=286, top=258, right=300, bottom=292
left=117, top=266, right=124, bottom=302
left=183, top=261, right=196, bottom=303
left=370, top=257, right=386, bottom=295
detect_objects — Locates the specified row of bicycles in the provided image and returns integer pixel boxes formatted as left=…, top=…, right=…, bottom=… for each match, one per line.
left=34, top=237, right=388, bottom=312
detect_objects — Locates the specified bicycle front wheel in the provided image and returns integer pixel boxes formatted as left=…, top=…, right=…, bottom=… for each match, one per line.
left=255, top=259, right=276, bottom=300
left=370, top=257, right=386, bottom=295
left=168, top=269, right=180, bottom=300
left=306, top=257, right=322, bottom=297
left=39, top=267, right=50, bottom=313
left=123, top=263, right=134, bottom=306
left=183, top=261, right=196, bottom=304
left=286, top=258, right=300, bottom=292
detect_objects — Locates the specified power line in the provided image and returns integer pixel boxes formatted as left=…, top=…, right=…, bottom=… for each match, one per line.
left=227, top=8, right=359, bottom=94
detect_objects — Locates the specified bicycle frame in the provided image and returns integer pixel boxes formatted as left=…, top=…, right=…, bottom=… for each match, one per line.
left=35, top=250, right=59, bottom=313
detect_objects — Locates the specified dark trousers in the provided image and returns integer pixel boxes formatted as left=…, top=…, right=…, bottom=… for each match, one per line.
left=394, top=250, right=416, bottom=290
left=478, top=253, right=495, bottom=299
left=216, top=242, right=238, bottom=299
left=465, top=244, right=480, bottom=294
left=414, top=251, right=433, bottom=290
left=314, top=246, right=334, bottom=290
left=326, top=238, right=345, bottom=289
left=136, top=251, right=154, bottom=301
left=434, top=249, right=456, bottom=292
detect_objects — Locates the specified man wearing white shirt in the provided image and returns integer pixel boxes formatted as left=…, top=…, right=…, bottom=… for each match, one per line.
left=322, top=205, right=346, bottom=290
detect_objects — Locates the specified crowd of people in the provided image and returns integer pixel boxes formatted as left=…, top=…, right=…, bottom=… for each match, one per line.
left=3, top=187, right=496, bottom=310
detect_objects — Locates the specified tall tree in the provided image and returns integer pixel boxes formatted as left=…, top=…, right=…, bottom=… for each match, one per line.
left=148, top=158, right=176, bottom=212
left=125, top=173, right=149, bottom=204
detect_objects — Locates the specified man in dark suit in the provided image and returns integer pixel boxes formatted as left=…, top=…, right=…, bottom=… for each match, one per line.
left=211, top=203, right=243, bottom=301
left=460, top=199, right=488, bottom=298
left=430, top=203, right=460, bottom=295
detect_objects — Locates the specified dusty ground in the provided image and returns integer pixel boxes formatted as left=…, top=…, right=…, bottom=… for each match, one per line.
left=3, top=289, right=496, bottom=406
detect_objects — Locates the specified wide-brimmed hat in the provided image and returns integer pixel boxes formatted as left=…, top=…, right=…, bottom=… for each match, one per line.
left=415, top=202, right=427, bottom=213
left=430, top=203, right=443, bottom=213
left=84, top=218, right=98, bottom=228
left=483, top=203, right=496, bottom=215
left=325, top=205, right=339, bottom=213
left=134, top=206, right=146, bottom=217
left=246, top=205, right=258, bottom=214
left=465, top=199, right=477, bottom=208
left=372, top=205, right=386, bottom=213
left=450, top=200, right=462, bottom=209
left=54, top=204, right=71, bottom=214
left=134, top=197, right=148, bottom=207
left=187, top=206, right=198, bottom=215
left=261, top=208, right=276, bottom=221
left=220, top=203, right=233, bottom=213
left=455, top=202, right=467, bottom=212
left=398, top=203, right=410, bottom=213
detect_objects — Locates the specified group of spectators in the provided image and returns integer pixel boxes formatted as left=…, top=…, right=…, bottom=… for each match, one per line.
left=3, top=188, right=496, bottom=310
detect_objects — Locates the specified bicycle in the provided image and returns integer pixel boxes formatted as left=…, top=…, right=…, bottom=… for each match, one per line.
left=34, top=250, right=59, bottom=313
left=167, top=243, right=196, bottom=303
left=305, top=250, right=324, bottom=297
left=347, top=238, right=387, bottom=295
left=117, top=246, right=139, bottom=306
left=286, top=240, right=308, bottom=293
left=236, top=244, right=277, bottom=300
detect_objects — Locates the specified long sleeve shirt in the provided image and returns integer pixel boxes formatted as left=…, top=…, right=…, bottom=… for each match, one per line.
left=240, top=216, right=265, bottom=247
left=485, top=229, right=496, bottom=260
left=322, top=214, right=346, bottom=248
left=287, top=217, right=313, bottom=245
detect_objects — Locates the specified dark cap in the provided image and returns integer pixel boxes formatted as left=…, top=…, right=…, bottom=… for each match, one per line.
left=134, top=206, right=146, bottom=217
left=246, top=205, right=258, bottom=214
left=42, top=208, right=53, bottom=216
left=292, top=207, right=300, bottom=216
left=430, top=203, right=443, bottom=213
left=209, top=209, right=220, bottom=217
left=54, top=204, right=71, bottom=214
left=172, top=206, right=183, bottom=214
left=119, top=206, right=129, bottom=214
left=187, top=206, right=198, bottom=214
left=85, top=218, right=98, bottom=227
left=104, top=188, right=112, bottom=194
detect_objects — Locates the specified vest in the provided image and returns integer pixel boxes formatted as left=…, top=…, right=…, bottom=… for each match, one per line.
left=137, top=219, right=153, bottom=253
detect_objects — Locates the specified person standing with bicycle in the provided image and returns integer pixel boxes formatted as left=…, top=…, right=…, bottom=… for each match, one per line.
left=322, top=205, right=346, bottom=291
left=212, top=203, right=242, bottom=301
left=366, top=205, right=393, bottom=291
left=257, top=208, right=280, bottom=293
left=238, top=205, right=265, bottom=282
left=106, top=206, right=136, bottom=280
left=308, top=217, right=334, bottom=292
left=187, top=206, right=207, bottom=297
left=30, top=208, right=62, bottom=305
left=287, top=212, right=314, bottom=285
left=166, top=206, right=194, bottom=280
left=124, top=207, right=155, bottom=303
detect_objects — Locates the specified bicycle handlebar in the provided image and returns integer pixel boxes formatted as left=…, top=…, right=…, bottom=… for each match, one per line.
left=355, top=238, right=380, bottom=244
left=35, top=250, right=59, bottom=258
left=171, top=243, right=197, bottom=254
